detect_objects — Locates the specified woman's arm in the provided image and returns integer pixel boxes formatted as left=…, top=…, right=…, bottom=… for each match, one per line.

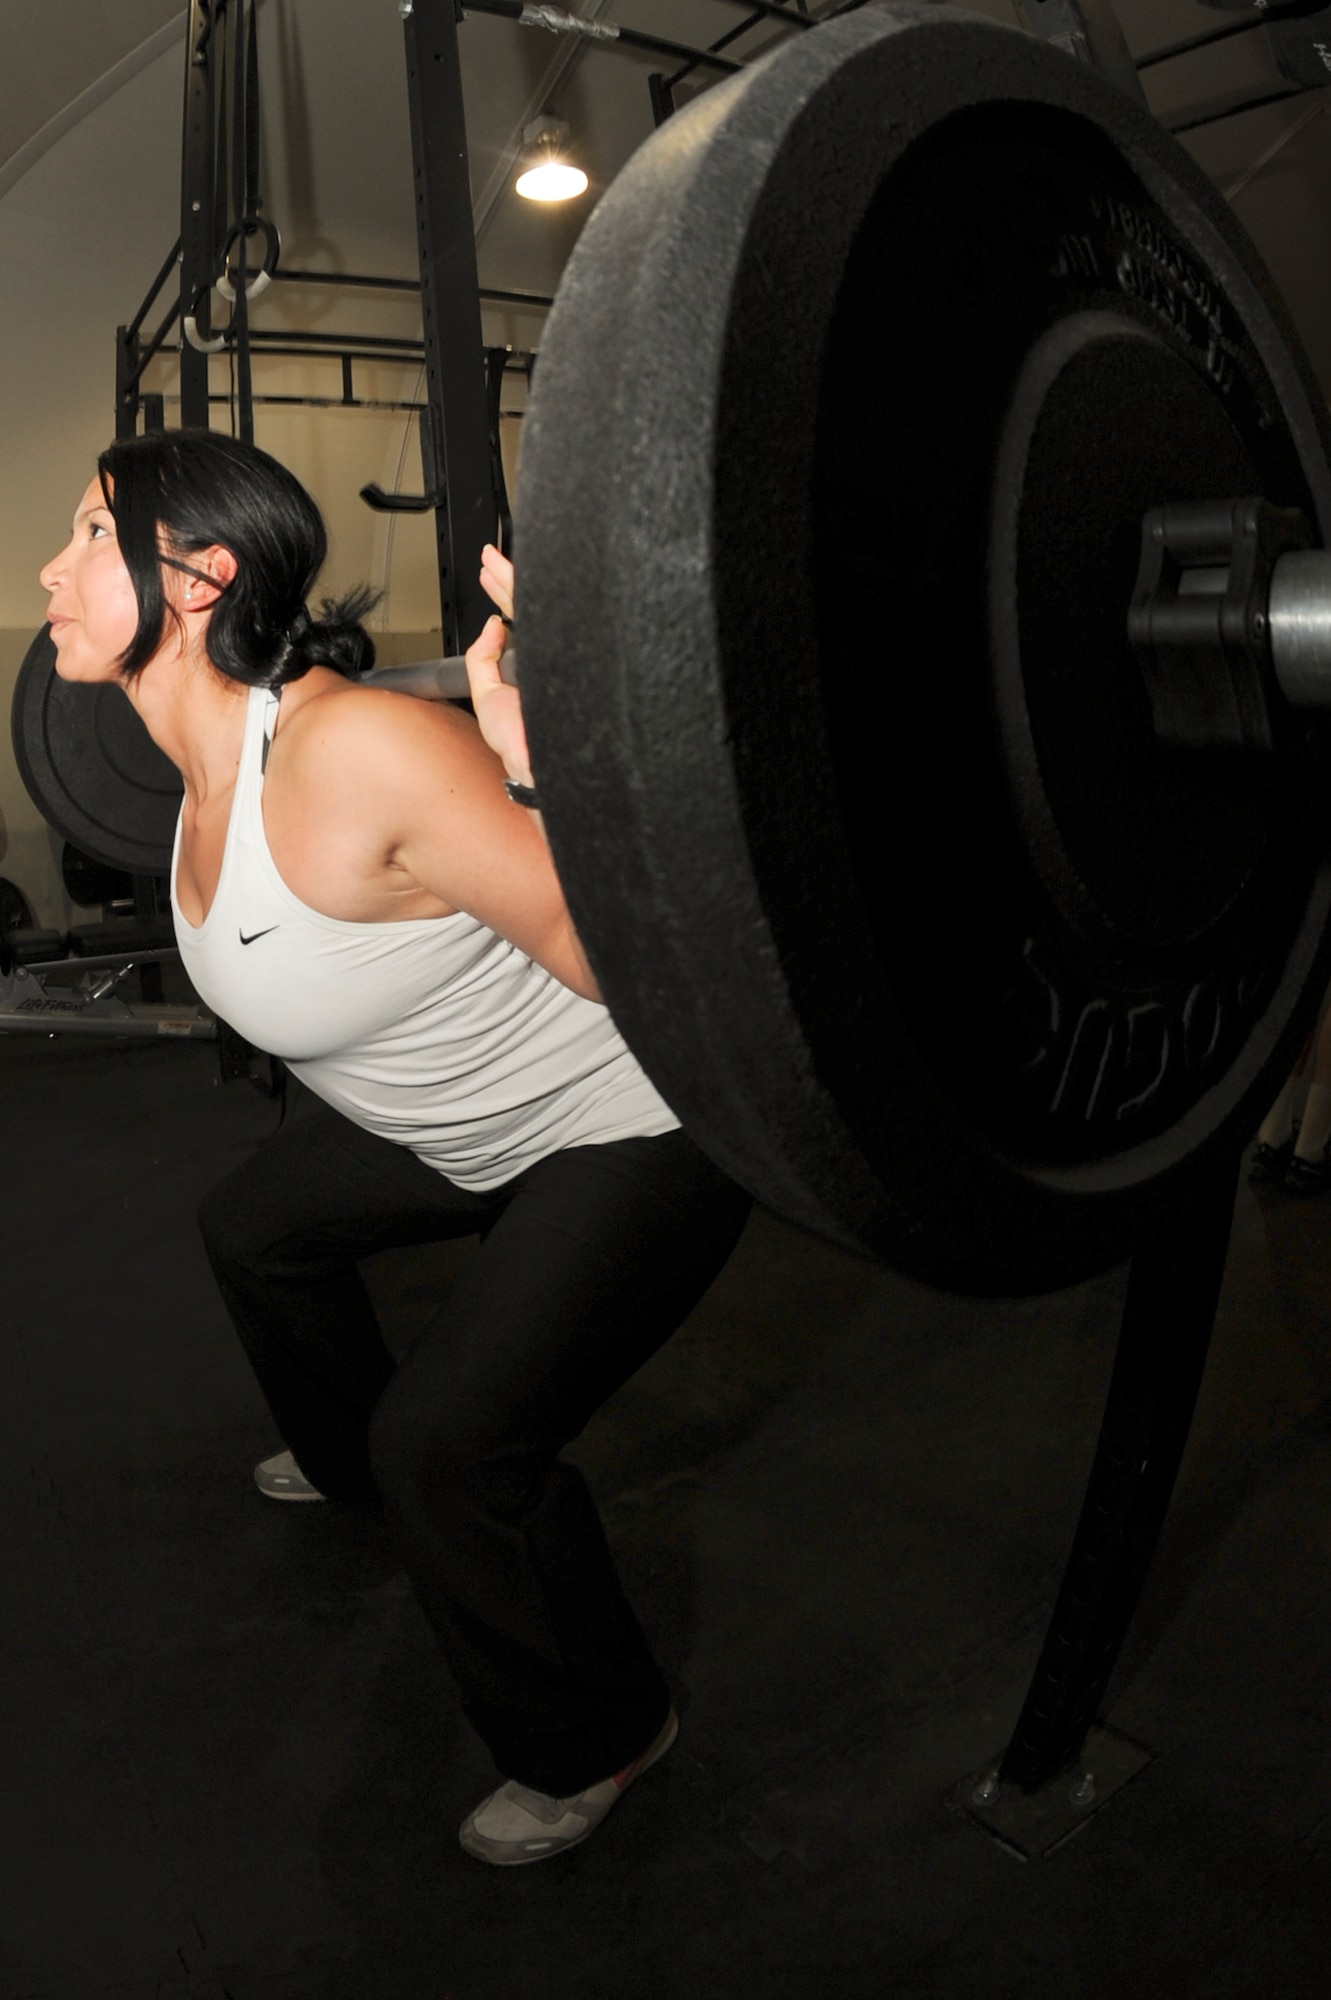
left=451, top=545, right=600, bottom=997
left=464, top=546, right=531, bottom=790
left=386, top=693, right=600, bottom=1000
left=270, top=548, right=600, bottom=999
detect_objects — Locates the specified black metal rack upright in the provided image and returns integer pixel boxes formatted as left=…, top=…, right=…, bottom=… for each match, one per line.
left=397, top=0, right=494, bottom=651
left=178, top=0, right=219, bottom=430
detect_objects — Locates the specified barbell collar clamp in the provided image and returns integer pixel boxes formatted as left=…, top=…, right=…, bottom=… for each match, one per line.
left=1128, top=496, right=1331, bottom=752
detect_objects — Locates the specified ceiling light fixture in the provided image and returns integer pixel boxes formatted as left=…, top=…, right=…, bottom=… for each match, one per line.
left=515, top=116, right=588, bottom=202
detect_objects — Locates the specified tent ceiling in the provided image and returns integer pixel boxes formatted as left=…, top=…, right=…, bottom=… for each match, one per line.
left=0, top=0, right=182, bottom=185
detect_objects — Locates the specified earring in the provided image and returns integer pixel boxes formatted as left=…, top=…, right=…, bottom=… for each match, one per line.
left=186, top=587, right=194, bottom=599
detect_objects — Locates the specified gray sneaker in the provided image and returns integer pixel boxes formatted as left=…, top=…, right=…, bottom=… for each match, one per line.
left=254, top=1449, right=325, bottom=1502
left=459, top=1707, right=679, bottom=1866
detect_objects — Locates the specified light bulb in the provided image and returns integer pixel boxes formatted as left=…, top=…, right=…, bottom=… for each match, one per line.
left=515, top=117, right=586, bottom=203
left=516, top=157, right=589, bottom=201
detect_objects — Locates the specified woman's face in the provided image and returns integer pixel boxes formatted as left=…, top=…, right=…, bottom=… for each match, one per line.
left=39, top=477, right=142, bottom=682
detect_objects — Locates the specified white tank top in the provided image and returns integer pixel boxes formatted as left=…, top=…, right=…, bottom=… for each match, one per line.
left=171, top=684, right=678, bottom=1190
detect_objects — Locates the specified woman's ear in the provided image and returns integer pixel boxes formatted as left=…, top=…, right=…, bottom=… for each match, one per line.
left=177, top=545, right=238, bottom=609
left=198, top=545, right=239, bottom=598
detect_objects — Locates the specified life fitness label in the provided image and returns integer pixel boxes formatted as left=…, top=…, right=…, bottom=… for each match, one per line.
left=1054, top=193, right=1251, bottom=408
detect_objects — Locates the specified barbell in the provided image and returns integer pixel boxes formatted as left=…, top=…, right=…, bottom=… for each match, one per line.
left=13, top=3, right=1331, bottom=1294
left=514, top=3, right=1331, bottom=1293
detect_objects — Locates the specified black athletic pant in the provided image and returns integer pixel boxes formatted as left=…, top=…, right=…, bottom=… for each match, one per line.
left=197, top=1105, right=750, bottom=1796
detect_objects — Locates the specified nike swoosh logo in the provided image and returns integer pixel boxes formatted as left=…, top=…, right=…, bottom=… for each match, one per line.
left=239, top=926, right=279, bottom=946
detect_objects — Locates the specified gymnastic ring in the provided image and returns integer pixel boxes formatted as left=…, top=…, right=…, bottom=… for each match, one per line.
left=182, top=309, right=227, bottom=354
left=214, top=217, right=281, bottom=301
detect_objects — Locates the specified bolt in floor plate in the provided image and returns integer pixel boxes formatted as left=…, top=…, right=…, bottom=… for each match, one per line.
left=956, top=1724, right=1152, bottom=1859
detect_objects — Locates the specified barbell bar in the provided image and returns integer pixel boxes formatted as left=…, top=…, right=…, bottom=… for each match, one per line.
left=363, top=541, right=1331, bottom=736
left=364, top=649, right=519, bottom=700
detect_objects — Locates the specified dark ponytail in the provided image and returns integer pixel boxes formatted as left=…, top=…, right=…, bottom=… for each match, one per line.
left=97, top=430, right=380, bottom=688
left=271, top=588, right=379, bottom=684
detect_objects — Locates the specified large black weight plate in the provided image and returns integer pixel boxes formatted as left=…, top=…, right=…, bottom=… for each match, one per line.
left=11, top=628, right=182, bottom=877
left=518, top=5, right=1331, bottom=1293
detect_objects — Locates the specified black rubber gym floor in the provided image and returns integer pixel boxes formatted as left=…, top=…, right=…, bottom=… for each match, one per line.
left=2, top=1032, right=1328, bottom=1999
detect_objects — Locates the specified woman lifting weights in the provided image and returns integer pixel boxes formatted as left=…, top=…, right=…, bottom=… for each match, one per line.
left=39, top=428, right=749, bottom=1865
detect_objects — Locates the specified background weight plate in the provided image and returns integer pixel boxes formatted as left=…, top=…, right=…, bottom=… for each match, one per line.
left=517, top=4, right=1331, bottom=1293
left=11, top=628, right=182, bottom=878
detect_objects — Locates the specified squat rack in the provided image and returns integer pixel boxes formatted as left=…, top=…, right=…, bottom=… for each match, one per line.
left=113, top=0, right=842, bottom=655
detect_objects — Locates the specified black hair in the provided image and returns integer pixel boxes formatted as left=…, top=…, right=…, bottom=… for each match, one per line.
left=96, top=429, right=378, bottom=687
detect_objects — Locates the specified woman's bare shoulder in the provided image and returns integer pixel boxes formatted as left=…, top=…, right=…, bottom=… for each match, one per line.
left=279, top=674, right=481, bottom=770
left=271, top=677, right=506, bottom=851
